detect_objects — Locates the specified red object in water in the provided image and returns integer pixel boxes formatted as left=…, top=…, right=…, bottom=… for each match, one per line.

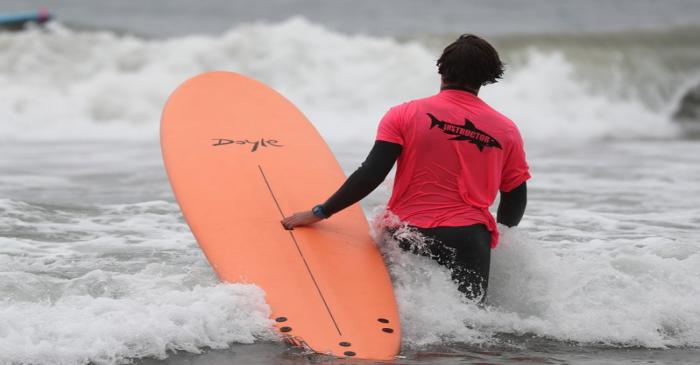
left=37, top=7, right=51, bottom=23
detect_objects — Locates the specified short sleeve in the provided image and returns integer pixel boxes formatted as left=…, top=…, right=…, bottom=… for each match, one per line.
left=376, top=105, right=404, bottom=145
left=500, top=128, right=531, bottom=192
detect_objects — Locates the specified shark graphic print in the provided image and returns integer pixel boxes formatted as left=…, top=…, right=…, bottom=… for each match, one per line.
left=427, top=113, right=502, bottom=152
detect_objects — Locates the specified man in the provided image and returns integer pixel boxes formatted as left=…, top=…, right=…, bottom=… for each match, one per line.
left=282, top=34, right=530, bottom=302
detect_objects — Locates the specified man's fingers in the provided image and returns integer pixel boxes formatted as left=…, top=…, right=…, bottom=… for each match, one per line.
left=281, top=219, right=294, bottom=230
left=281, top=214, right=301, bottom=230
left=281, top=211, right=316, bottom=230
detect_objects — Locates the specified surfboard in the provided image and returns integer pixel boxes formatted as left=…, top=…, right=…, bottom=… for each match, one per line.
left=160, top=71, right=400, bottom=360
left=0, top=9, right=51, bottom=30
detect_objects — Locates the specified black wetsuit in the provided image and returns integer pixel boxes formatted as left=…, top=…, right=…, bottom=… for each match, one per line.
left=319, top=141, right=527, bottom=301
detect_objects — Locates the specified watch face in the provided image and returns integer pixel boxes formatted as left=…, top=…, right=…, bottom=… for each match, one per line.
left=313, top=205, right=326, bottom=218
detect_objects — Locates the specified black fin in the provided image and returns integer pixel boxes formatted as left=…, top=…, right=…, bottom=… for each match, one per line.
left=463, top=118, right=476, bottom=129
left=427, top=113, right=440, bottom=129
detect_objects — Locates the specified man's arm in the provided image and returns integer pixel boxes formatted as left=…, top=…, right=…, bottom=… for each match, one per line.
left=322, top=141, right=401, bottom=216
left=281, top=141, right=402, bottom=229
left=496, top=181, right=527, bottom=227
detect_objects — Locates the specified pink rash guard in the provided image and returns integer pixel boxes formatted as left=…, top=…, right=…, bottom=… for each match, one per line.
left=376, top=89, right=530, bottom=248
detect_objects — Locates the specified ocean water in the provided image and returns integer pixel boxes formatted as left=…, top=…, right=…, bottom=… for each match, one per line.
left=2, top=1, right=700, bottom=364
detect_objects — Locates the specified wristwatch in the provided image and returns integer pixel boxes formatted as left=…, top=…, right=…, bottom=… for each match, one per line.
left=312, top=204, right=329, bottom=219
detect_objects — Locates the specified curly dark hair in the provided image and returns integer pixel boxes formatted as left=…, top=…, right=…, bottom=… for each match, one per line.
left=437, top=34, right=505, bottom=89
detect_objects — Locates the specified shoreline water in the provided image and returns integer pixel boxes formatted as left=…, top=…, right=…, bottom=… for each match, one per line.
left=135, top=342, right=700, bottom=365
left=2, top=2, right=700, bottom=364
left=3, top=138, right=699, bottom=364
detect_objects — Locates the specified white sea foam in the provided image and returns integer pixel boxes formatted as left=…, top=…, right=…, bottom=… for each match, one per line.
left=370, top=211, right=700, bottom=349
left=0, top=199, right=275, bottom=365
left=0, top=18, right=679, bottom=144
left=0, top=284, right=273, bottom=365
left=2, top=192, right=699, bottom=365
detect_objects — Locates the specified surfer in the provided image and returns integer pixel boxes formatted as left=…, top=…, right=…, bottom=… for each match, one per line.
left=282, top=34, right=530, bottom=302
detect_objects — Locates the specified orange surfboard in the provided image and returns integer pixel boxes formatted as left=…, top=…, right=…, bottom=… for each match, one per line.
left=160, top=72, right=400, bottom=360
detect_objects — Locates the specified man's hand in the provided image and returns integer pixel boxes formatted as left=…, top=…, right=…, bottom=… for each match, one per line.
left=281, top=210, right=322, bottom=230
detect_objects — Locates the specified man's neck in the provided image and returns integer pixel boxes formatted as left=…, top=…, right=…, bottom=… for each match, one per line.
left=440, top=83, right=480, bottom=96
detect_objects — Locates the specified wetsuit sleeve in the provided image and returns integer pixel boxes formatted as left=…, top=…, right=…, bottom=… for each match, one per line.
left=500, top=128, right=531, bottom=192
left=320, top=141, right=402, bottom=217
left=497, top=181, right=527, bottom=227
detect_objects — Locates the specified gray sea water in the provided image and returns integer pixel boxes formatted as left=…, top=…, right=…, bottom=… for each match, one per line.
left=1, top=1, right=700, bottom=364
